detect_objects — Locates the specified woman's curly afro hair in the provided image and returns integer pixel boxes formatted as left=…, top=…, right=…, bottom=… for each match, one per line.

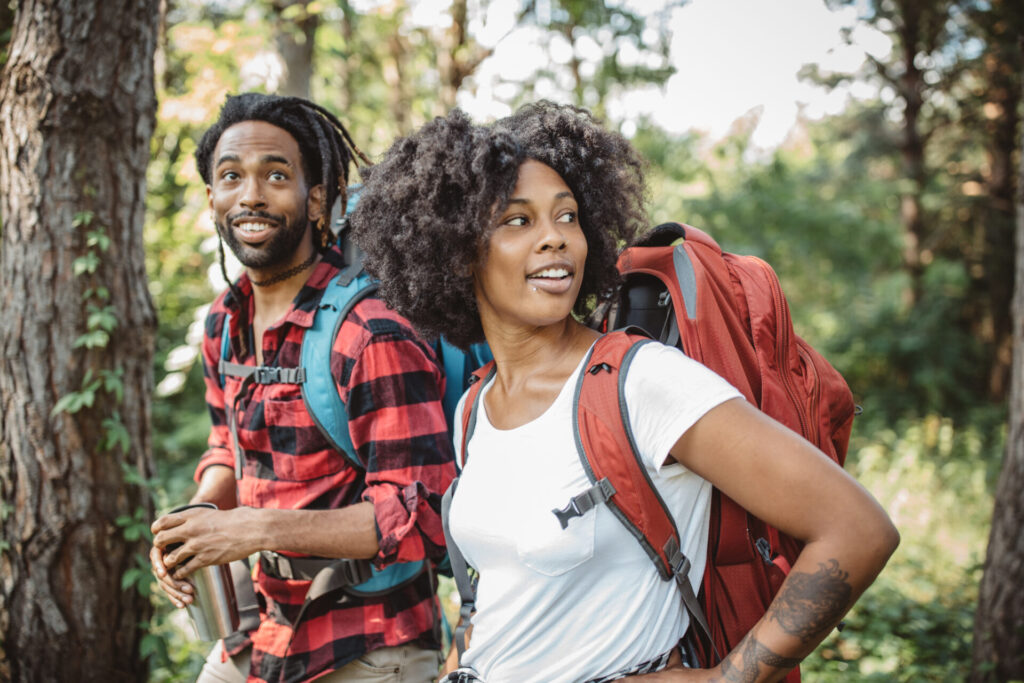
left=349, top=101, right=647, bottom=349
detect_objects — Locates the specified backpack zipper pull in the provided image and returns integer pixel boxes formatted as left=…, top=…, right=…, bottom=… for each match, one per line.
left=588, top=362, right=612, bottom=375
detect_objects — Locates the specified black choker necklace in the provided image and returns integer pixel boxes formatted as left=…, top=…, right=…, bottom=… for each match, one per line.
left=250, top=252, right=319, bottom=287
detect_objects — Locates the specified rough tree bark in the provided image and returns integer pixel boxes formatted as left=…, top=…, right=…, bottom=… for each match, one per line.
left=0, top=1, right=158, bottom=681
left=971, top=34, right=1024, bottom=683
left=272, top=0, right=317, bottom=99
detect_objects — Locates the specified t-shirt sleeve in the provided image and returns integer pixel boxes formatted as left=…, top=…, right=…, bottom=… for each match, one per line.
left=623, top=342, right=744, bottom=473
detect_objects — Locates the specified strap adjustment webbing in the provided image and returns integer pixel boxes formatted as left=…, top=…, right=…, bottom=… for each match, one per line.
left=552, top=477, right=616, bottom=530
left=442, top=479, right=476, bottom=663
left=218, top=359, right=306, bottom=385
left=664, top=536, right=721, bottom=663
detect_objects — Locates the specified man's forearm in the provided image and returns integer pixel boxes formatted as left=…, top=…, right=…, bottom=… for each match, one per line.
left=189, top=463, right=238, bottom=510
left=251, top=501, right=380, bottom=560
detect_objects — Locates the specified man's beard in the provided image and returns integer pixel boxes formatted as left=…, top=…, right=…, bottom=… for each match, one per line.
left=217, top=210, right=311, bottom=271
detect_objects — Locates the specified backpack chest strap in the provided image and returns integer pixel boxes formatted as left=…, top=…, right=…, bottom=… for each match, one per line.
left=552, top=477, right=616, bottom=530
left=218, top=359, right=307, bottom=478
left=218, top=359, right=307, bottom=385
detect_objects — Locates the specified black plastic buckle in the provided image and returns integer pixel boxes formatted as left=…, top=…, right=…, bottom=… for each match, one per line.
left=340, top=558, right=372, bottom=586
left=254, top=367, right=281, bottom=384
left=553, top=498, right=583, bottom=529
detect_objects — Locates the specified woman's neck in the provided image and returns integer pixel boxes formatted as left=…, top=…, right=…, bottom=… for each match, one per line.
left=484, top=317, right=600, bottom=396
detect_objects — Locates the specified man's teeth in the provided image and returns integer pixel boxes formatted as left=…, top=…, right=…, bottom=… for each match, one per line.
left=529, top=268, right=570, bottom=279
left=236, top=222, right=271, bottom=233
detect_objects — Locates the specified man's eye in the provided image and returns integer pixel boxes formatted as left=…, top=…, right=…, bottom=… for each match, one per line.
left=269, top=171, right=287, bottom=181
left=221, top=171, right=239, bottom=181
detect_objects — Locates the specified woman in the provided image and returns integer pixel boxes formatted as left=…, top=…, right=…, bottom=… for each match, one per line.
left=349, top=102, right=898, bottom=683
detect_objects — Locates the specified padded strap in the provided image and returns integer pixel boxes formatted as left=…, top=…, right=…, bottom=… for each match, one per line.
left=442, top=479, right=475, bottom=663
left=259, top=550, right=370, bottom=583
left=552, top=478, right=616, bottom=530
left=230, top=557, right=260, bottom=634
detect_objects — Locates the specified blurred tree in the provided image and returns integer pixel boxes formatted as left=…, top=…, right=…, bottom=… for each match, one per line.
left=807, top=0, right=1021, bottom=406
left=0, top=0, right=158, bottom=680
left=273, top=0, right=319, bottom=98
left=958, top=0, right=1022, bottom=397
left=514, top=0, right=678, bottom=117
left=971, top=30, right=1024, bottom=681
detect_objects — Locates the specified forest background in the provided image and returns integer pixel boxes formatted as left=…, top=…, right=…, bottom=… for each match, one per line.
left=0, top=0, right=1021, bottom=681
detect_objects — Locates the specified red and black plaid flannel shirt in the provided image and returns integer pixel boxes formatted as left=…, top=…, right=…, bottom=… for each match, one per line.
left=195, top=246, right=455, bottom=682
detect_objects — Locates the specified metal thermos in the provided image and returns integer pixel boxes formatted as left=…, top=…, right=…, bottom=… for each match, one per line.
left=167, top=502, right=241, bottom=641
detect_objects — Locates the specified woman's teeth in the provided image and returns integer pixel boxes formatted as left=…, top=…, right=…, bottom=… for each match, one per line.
left=529, top=268, right=569, bottom=279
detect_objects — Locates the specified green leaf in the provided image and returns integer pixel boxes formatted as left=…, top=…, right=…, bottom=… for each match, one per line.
left=73, top=210, right=95, bottom=227
left=101, top=415, right=131, bottom=452
left=51, top=392, right=85, bottom=416
left=72, top=330, right=109, bottom=349
left=100, top=370, right=125, bottom=402
left=73, top=252, right=100, bottom=276
left=87, top=306, right=118, bottom=333
left=121, top=567, right=142, bottom=590
left=86, top=229, right=111, bottom=251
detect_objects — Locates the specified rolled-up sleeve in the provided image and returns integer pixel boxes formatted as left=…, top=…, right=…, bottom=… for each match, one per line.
left=337, top=310, right=456, bottom=568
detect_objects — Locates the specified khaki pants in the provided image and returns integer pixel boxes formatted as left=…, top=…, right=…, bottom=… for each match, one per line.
left=198, top=640, right=443, bottom=682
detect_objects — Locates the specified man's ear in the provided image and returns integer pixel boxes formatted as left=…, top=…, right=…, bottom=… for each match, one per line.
left=307, top=184, right=326, bottom=222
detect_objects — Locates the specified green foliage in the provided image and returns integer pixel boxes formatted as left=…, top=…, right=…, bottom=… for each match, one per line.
left=803, top=408, right=1003, bottom=680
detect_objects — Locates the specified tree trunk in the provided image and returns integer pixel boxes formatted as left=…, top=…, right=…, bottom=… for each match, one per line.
left=975, top=0, right=1021, bottom=400
left=971, top=35, right=1024, bottom=682
left=0, top=1, right=158, bottom=681
left=896, top=3, right=928, bottom=306
left=272, top=0, right=317, bottom=99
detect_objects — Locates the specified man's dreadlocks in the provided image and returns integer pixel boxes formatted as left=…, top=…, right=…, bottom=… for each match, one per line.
left=196, top=92, right=370, bottom=305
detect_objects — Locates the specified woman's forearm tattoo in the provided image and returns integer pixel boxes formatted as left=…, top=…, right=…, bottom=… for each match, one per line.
left=768, top=559, right=852, bottom=643
left=719, top=636, right=802, bottom=683
left=711, top=559, right=852, bottom=682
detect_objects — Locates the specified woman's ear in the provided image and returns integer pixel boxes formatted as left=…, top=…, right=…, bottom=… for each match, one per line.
left=307, top=184, right=326, bottom=222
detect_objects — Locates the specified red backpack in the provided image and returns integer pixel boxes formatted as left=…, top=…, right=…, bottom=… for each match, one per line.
left=604, top=222, right=855, bottom=676
left=442, top=222, right=854, bottom=677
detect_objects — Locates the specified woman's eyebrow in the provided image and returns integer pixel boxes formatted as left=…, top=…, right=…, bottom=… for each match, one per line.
left=507, top=191, right=575, bottom=205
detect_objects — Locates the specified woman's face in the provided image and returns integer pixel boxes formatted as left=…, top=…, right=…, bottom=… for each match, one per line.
left=473, top=160, right=588, bottom=334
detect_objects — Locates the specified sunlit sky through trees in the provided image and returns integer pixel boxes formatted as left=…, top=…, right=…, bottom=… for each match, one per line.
left=398, top=0, right=893, bottom=147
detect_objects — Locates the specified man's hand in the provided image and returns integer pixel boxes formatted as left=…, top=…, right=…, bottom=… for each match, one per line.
left=151, top=506, right=259, bottom=581
left=149, top=542, right=195, bottom=608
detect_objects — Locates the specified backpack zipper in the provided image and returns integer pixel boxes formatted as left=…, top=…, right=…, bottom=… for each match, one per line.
left=755, top=257, right=811, bottom=439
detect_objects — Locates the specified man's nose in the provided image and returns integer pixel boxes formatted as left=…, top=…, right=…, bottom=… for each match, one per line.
left=239, top=178, right=266, bottom=209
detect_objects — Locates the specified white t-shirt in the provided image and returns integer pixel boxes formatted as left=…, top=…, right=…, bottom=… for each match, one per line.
left=448, top=340, right=743, bottom=683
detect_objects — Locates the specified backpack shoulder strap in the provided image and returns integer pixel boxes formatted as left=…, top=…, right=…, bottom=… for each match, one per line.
left=218, top=312, right=232, bottom=389
left=571, top=328, right=718, bottom=660
left=299, top=267, right=379, bottom=470
left=436, top=338, right=495, bottom=433
left=457, top=361, right=496, bottom=470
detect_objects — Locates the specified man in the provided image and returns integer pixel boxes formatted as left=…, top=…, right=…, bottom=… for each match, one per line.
left=149, top=93, right=453, bottom=683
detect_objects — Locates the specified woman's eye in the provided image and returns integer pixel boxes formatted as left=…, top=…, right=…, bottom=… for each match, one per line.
left=505, top=216, right=528, bottom=227
left=556, top=211, right=577, bottom=223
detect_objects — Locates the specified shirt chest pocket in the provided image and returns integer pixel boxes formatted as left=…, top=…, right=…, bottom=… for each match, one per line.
left=261, top=396, right=349, bottom=481
left=513, top=486, right=597, bottom=577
